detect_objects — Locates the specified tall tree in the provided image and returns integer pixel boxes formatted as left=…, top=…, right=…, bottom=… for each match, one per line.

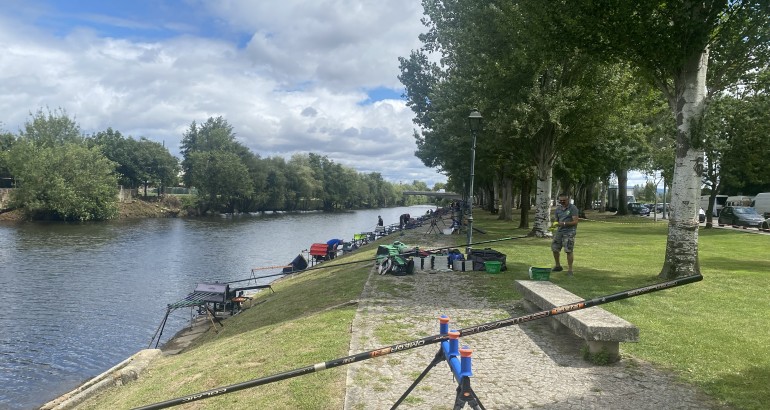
left=188, top=150, right=253, bottom=213
left=9, top=110, right=118, bottom=220
left=19, top=107, right=83, bottom=148
left=0, top=131, right=15, bottom=185
left=91, top=129, right=180, bottom=192
left=553, top=0, right=770, bottom=278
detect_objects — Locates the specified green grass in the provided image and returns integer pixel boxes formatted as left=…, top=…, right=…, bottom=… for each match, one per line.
left=79, top=210, right=769, bottom=409
left=468, top=210, right=770, bottom=409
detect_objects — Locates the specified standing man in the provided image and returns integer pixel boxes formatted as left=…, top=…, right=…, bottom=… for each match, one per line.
left=552, top=193, right=579, bottom=276
left=378, top=215, right=384, bottom=227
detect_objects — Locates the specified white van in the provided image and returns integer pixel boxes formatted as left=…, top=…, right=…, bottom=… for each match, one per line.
left=726, top=196, right=753, bottom=207
left=700, top=195, right=728, bottom=216
left=751, top=193, right=770, bottom=218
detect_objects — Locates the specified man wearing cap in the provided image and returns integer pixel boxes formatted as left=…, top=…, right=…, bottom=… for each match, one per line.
left=552, top=193, right=579, bottom=276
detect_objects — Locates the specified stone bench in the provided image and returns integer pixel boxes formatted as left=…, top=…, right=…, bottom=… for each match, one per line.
left=514, top=280, right=639, bottom=363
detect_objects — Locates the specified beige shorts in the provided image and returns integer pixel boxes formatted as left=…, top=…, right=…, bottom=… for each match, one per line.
left=551, top=230, right=576, bottom=253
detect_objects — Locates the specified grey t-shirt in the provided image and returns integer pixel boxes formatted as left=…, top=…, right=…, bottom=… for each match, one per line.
left=555, top=203, right=579, bottom=232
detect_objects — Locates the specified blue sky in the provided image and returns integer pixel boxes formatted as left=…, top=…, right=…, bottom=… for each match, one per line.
left=0, top=0, right=445, bottom=185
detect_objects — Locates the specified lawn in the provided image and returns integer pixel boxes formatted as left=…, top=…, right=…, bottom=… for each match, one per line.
left=79, top=209, right=768, bottom=409
left=469, top=210, right=770, bottom=409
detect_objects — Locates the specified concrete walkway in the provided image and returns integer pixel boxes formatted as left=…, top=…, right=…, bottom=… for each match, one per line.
left=343, top=230, right=721, bottom=409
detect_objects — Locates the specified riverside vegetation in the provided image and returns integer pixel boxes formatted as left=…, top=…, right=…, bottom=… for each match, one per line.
left=78, top=211, right=768, bottom=409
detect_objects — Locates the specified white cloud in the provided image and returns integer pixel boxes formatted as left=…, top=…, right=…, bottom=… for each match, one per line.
left=0, top=1, right=446, bottom=186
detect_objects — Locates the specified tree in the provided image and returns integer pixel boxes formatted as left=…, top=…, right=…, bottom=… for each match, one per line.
left=554, top=0, right=770, bottom=278
left=8, top=110, right=118, bottom=220
left=90, top=129, right=180, bottom=192
left=703, top=90, right=770, bottom=205
left=181, top=117, right=258, bottom=212
left=180, top=117, right=241, bottom=187
left=403, top=0, right=654, bottom=236
left=0, top=130, right=15, bottom=186
left=19, top=107, right=83, bottom=147
left=188, top=151, right=253, bottom=213
left=134, top=138, right=180, bottom=195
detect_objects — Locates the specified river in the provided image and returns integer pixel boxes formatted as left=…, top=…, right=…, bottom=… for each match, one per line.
left=0, top=205, right=434, bottom=410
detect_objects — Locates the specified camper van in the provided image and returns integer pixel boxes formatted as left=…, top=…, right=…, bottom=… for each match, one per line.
left=726, top=196, right=753, bottom=207
left=700, top=195, right=728, bottom=216
left=751, top=193, right=770, bottom=218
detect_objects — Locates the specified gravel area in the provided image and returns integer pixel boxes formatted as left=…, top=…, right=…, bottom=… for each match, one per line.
left=343, top=227, right=722, bottom=409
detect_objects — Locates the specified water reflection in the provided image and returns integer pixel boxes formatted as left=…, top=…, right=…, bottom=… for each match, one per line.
left=0, top=205, right=433, bottom=409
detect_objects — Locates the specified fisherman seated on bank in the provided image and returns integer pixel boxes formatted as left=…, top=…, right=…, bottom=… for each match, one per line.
left=326, top=238, right=344, bottom=259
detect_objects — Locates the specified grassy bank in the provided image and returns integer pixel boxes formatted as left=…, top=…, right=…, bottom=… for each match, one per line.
left=81, top=211, right=768, bottom=409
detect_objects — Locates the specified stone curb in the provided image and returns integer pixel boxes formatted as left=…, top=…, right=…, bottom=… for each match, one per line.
left=39, top=349, right=161, bottom=410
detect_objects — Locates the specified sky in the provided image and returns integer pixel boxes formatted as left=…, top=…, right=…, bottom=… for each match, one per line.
left=0, top=0, right=650, bottom=190
left=0, top=0, right=450, bottom=186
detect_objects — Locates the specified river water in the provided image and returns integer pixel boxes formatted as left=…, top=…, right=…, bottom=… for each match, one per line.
left=0, top=205, right=434, bottom=410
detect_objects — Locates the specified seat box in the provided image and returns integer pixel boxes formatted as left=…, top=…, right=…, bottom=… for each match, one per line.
left=468, top=248, right=507, bottom=271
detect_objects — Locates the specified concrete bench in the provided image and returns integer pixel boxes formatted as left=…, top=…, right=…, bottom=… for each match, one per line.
left=514, top=280, right=639, bottom=363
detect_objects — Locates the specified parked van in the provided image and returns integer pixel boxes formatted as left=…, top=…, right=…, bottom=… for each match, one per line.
left=700, top=195, right=728, bottom=216
left=726, top=195, right=753, bottom=207
left=751, top=193, right=770, bottom=218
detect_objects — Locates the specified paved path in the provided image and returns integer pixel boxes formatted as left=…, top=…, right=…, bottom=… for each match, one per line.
left=343, top=230, right=721, bottom=409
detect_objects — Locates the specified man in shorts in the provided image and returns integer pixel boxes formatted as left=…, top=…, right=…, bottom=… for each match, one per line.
left=552, top=193, right=579, bottom=276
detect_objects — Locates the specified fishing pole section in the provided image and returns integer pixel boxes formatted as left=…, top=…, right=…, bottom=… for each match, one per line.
left=135, top=274, right=703, bottom=409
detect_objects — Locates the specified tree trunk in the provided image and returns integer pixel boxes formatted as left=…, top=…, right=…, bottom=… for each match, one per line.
left=530, top=165, right=553, bottom=237
left=519, top=177, right=531, bottom=229
left=499, top=174, right=513, bottom=221
left=659, top=49, right=708, bottom=279
left=617, top=169, right=629, bottom=215
left=600, top=177, right=608, bottom=212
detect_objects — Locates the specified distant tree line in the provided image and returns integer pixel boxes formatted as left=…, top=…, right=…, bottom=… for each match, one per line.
left=178, top=116, right=434, bottom=214
left=0, top=108, right=437, bottom=221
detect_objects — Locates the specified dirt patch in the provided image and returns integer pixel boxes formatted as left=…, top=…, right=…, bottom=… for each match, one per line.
left=0, top=209, right=24, bottom=222
left=118, top=198, right=181, bottom=219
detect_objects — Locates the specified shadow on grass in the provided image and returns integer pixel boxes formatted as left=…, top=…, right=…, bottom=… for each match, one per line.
left=503, top=259, right=673, bottom=296
left=700, top=256, right=770, bottom=272
left=704, top=364, right=770, bottom=409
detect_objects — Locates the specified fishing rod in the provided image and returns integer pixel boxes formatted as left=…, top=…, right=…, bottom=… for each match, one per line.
left=418, top=234, right=529, bottom=255
left=134, top=273, right=702, bottom=409
left=226, top=271, right=293, bottom=284
left=251, top=264, right=292, bottom=272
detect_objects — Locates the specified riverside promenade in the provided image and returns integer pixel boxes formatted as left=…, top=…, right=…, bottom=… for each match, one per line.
left=343, top=231, right=721, bottom=409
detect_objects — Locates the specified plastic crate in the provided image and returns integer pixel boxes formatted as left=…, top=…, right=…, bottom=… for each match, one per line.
left=529, top=267, right=551, bottom=281
left=484, top=261, right=502, bottom=273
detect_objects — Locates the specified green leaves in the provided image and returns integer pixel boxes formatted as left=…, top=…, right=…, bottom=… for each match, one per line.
left=9, top=141, right=118, bottom=220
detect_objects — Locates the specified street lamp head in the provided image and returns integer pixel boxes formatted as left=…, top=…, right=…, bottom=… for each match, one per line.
left=468, top=109, right=482, bottom=132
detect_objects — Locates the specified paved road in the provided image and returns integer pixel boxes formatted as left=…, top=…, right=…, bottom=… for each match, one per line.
left=343, top=229, right=723, bottom=410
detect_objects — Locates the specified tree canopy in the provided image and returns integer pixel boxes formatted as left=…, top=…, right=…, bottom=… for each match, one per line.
left=400, top=0, right=770, bottom=278
left=7, top=109, right=118, bottom=221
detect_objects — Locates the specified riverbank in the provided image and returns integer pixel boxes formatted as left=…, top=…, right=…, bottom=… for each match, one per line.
left=5, top=206, right=438, bottom=410
left=72, top=212, right=736, bottom=409
left=0, top=198, right=181, bottom=222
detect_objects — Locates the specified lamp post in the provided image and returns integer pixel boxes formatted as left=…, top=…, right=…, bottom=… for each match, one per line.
left=466, top=109, right=482, bottom=255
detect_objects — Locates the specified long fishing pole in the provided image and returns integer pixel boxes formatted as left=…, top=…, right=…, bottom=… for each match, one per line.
left=418, top=234, right=529, bottom=254
left=134, top=274, right=702, bottom=409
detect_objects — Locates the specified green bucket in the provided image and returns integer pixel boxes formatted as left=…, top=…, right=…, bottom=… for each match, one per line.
left=484, top=261, right=502, bottom=273
left=529, top=267, right=551, bottom=281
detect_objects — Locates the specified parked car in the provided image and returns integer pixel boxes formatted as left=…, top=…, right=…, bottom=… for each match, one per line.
left=717, top=206, right=765, bottom=228
left=699, top=208, right=706, bottom=223
left=628, top=202, right=650, bottom=216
